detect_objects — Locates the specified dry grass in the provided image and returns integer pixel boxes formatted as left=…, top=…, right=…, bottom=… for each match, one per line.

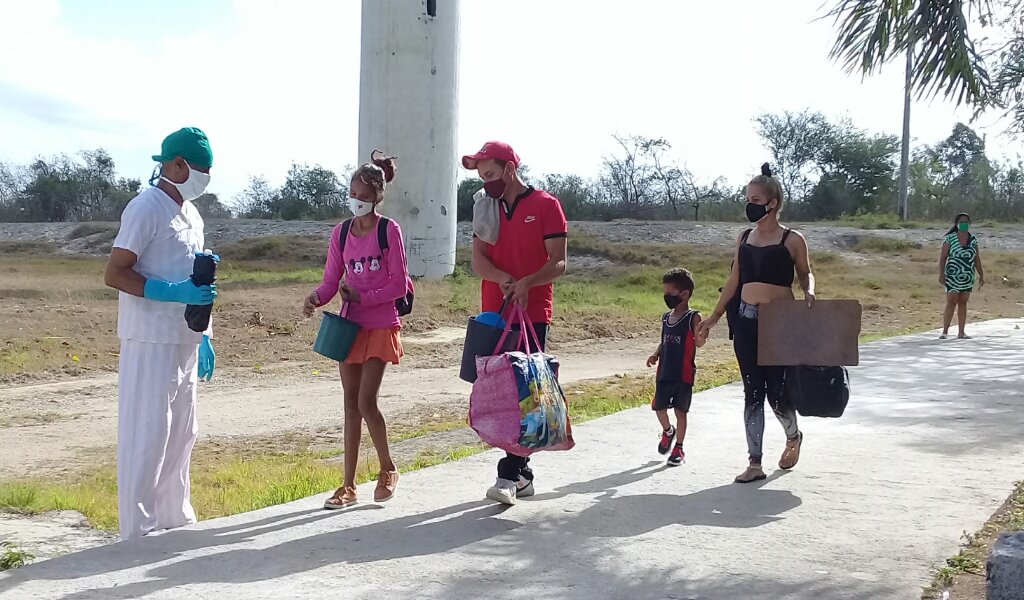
left=0, top=228, right=1021, bottom=564
left=1, top=229, right=1020, bottom=533
left=0, top=439, right=485, bottom=531
left=2, top=234, right=1022, bottom=381
left=67, top=223, right=117, bottom=243
left=0, top=367, right=728, bottom=531
left=0, top=241, right=58, bottom=255
left=217, top=235, right=328, bottom=265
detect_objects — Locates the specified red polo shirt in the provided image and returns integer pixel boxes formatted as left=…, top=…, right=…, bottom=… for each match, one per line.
left=479, top=187, right=568, bottom=324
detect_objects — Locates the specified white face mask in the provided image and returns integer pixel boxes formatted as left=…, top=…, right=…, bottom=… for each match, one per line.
left=348, top=198, right=375, bottom=217
left=161, top=166, right=210, bottom=202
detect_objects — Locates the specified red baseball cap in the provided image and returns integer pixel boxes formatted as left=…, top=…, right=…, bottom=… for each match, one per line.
left=461, top=141, right=520, bottom=170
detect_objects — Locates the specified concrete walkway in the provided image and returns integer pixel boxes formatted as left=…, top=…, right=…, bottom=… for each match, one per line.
left=2, top=319, right=1022, bottom=600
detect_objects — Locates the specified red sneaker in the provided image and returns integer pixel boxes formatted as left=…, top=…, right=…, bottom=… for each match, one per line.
left=667, top=445, right=685, bottom=466
left=658, top=426, right=676, bottom=455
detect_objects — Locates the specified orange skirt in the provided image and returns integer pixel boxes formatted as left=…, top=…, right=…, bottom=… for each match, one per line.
left=344, top=327, right=404, bottom=365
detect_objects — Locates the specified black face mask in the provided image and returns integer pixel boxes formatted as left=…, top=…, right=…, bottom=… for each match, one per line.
left=664, top=294, right=683, bottom=309
left=745, top=202, right=772, bottom=223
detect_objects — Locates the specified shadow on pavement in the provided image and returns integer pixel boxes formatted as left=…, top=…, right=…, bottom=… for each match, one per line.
left=0, top=505, right=353, bottom=589
left=3, top=465, right=809, bottom=600
left=9, top=326, right=1018, bottom=599
left=848, top=333, right=1024, bottom=455
left=432, top=563, right=898, bottom=600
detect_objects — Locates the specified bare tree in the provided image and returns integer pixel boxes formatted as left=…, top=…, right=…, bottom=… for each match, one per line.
left=599, top=134, right=685, bottom=218
left=600, top=135, right=655, bottom=217
left=755, top=110, right=834, bottom=202
left=0, top=161, right=27, bottom=206
left=232, top=176, right=279, bottom=219
left=681, top=171, right=728, bottom=221
left=649, top=146, right=687, bottom=217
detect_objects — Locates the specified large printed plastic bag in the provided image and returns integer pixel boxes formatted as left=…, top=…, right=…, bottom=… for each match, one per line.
left=469, top=305, right=574, bottom=455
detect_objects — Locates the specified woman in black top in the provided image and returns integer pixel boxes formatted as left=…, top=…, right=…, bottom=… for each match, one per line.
left=698, top=164, right=817, bottom=483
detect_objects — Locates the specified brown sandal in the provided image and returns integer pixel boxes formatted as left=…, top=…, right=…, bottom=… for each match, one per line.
left=323, top=486, right=357, bottom=510
left=779, top=432, right=803, bottom=470
left=735, top=464, right=767, bottom=484
left=374, top=470, right=399, bottom=502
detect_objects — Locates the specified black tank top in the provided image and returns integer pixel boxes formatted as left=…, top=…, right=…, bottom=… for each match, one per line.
left=738, top=228, right=795, bottom=287
left=658, top=310, right=697, bottom=385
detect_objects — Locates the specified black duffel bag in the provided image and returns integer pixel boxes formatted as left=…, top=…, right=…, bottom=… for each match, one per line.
left=782, top=366, right=851, bottom=418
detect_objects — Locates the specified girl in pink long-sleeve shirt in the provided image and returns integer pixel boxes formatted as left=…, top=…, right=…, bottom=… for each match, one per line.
left=303, top=151, right=410, bottom=509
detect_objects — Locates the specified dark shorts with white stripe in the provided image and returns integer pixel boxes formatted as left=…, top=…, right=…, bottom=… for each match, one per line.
left=652, top=381, right=693, bottom=412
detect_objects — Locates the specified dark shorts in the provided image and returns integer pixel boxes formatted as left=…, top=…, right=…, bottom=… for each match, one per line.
left=652, top=381, right=692, bottom=412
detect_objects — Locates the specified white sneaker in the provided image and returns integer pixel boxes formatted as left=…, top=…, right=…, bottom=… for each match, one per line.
left=486, top=478, right=518, bottom=505
left=515, top=476, right=535, bottom=498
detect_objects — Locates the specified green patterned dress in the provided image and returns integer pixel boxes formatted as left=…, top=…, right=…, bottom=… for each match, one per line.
left=944, top=231, right=978, bottom=293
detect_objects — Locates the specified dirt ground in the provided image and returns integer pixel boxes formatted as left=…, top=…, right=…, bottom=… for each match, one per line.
left=1, top=219, right=1023, bottom=572
left=4, top=219, right=1024, bottom=253
left=2, top=220, right=1023, bottom=479
left=0, top=335, right=673, bottom=479
left=3, top=219, right=1023, bottom=384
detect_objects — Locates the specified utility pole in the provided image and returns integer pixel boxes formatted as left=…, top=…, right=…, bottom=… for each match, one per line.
left=898, top=45, right=912, bottom=221
left=358, top=0, right=460, bottom=278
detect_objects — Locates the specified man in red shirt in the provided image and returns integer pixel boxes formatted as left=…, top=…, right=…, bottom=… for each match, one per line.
left=462, top=141, right=569, bottom=505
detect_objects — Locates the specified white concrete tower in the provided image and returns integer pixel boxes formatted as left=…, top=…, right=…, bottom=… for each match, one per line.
left=358, top=0, right=460, bottom=279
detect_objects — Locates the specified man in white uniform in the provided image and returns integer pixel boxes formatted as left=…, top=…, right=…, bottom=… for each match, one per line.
left=104, top=127, right=218, bottom=540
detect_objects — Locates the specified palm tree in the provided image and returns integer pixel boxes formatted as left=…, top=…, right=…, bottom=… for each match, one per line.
left=827, top=0, right=1024, bottom=133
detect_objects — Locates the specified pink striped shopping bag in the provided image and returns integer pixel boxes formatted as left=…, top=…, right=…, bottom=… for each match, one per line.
left=469, top=305, right=575, bottom=456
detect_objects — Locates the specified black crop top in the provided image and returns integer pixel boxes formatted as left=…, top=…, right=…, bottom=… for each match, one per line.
left=738, top=228, right=795, bottom=287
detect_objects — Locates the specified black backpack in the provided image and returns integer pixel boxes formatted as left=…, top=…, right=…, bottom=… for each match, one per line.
left=339, top=217, right=414, bottom=317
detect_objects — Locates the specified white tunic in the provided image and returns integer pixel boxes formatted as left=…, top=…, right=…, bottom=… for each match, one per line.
left=112, top=187, right=207, bottom=345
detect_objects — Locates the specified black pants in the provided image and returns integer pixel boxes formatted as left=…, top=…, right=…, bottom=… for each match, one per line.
left=733, top=311, right=799, bottom=462
left=497, top=322, right=549, bottom=481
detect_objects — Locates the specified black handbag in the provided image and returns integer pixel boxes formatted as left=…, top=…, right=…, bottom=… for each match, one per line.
left=783, top=366, right=851, bottom=418
left=458, top=298, right=519, bottom=384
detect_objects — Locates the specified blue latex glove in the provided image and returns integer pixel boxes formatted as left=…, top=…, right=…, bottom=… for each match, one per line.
left=143, top=279, right=217, bottom=305
left=198, top=335, right=215, bottom=381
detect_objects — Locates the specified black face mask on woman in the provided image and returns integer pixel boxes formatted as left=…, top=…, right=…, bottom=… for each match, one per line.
left=745, top=202, right=773, bottom=223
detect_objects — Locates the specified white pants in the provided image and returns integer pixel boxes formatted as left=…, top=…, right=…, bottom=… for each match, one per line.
left=117, top=340, right=200, bottom=540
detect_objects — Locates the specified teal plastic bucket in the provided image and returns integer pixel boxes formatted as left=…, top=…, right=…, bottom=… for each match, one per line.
left=313, top=311, right=361, bottom=362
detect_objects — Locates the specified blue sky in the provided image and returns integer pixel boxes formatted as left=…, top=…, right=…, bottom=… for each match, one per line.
left=0, top=0, right=1017, bottom=205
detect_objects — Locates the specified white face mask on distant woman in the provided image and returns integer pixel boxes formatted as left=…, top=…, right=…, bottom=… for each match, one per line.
left=348, top=198, right=375, bottom=217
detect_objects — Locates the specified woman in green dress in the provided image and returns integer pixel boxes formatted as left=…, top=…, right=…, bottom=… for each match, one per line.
left=939, top=213, right=985, bottom=339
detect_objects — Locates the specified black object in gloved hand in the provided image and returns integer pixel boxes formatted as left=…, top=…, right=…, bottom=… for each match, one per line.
left=186, top=251, right=219, bottom=332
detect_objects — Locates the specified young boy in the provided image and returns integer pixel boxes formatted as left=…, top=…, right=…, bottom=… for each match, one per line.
left=647, top=268, right=707, bottom=466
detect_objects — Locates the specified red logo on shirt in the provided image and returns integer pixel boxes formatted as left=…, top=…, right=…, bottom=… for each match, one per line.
left=524, top=215, right=537, bottom=223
